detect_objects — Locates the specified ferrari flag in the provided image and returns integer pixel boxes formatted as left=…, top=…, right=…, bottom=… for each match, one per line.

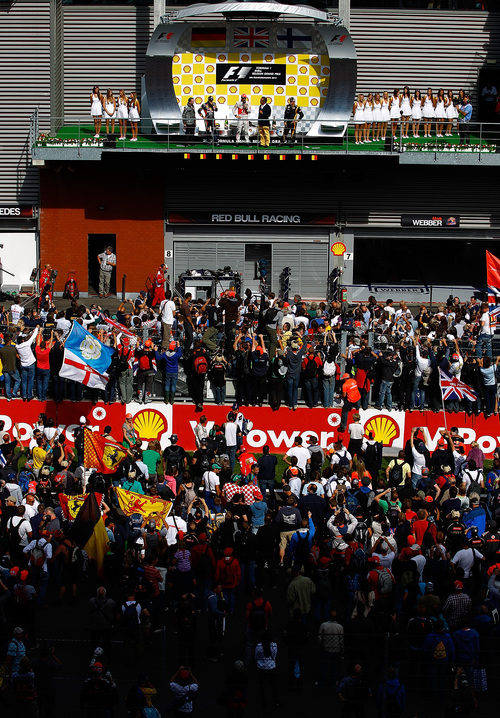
left=84, top=430, right=128, bottom=473
left=115, top=487, right=172, bottom=526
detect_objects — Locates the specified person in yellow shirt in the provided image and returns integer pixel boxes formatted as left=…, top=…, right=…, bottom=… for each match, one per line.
left=32, top=437, right=47, bottom=477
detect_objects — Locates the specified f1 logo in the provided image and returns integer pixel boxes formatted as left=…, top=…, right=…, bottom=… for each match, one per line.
left=330, top=34, right=347, bottom=44
left=222, top=66, right=253, bottom=81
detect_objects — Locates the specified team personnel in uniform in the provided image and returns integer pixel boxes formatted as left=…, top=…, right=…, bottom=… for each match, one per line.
left=233, top=94, right=250, bottom=143
left=400, top=86, right=412, bottom=139
left=445, top=89, right=458, bottom=136
left=281, top=97, right=304, bottom=144
left=198, top=96, right=218, bottom=144
left=389, top=88, right=401, bottom=140
left=353, top=93, right=365, bottom=145
left=435, top=88, right=447, bottom=137
left=411, top=89, right=422, bottom=138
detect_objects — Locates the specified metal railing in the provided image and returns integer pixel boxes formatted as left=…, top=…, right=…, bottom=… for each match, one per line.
left=29, top=113, right=500, bottom=156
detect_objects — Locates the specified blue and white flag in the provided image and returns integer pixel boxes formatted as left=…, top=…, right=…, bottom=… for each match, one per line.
left=0, top=448, right=6, bottom=467
left=276, top=28, right=312, bottom=49
left=59, top=322, right=114, bottom=390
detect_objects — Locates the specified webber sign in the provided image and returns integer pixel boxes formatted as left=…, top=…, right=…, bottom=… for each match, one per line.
left=401, top=215, right=460, bottom=228
left=216, top=64, right=287, bottom=84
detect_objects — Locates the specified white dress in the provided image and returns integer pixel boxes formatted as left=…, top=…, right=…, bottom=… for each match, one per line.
left=90, top=93, right=102, bottom=117
left=373, top=101, right=383, bottom=122
left=129, top=102, right=140, bottom=122
left=381, top=99, right=390, bottom=122
left=422, top=96, right=435, bottom=119
left=353, top=102, right=365, bottom=124
left=104, top=101, right=116, bottom=120
left=446, top=99, right=457, bottom=119
left=390, top=97, right=401, bottom=119
left=364, top=102, right=374, bottom=122
left=117, top=98, right=128, bottom=120
left=435, top=99, right=446, bottom=119
left=411, top=99, right=422, bottom=120
left=401, top=97, right=411, bottom=117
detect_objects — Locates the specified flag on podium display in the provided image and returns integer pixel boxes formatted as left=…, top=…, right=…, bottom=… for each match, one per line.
left=59, top=321, right=113, bottom=390
left=439, top=368, right=477, bottom=402
left=486, top=250, right=500, bottom=327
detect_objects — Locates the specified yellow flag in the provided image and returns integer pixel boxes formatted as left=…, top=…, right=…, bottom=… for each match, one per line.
left=115, top=487, right=172, bottom=526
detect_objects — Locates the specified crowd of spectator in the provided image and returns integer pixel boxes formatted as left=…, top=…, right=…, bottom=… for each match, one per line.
left=0, top=290, right=498, bottom=417
left=0, top=405, right=500, bottom=714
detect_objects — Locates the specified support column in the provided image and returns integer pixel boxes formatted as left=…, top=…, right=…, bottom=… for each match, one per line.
left=154, top=0, right=166, bottom=27
left=338, top=0, right=350, bottom=30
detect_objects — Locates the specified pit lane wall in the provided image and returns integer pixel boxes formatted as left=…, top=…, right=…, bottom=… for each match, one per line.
left=2, top=403, right=499, bottom=458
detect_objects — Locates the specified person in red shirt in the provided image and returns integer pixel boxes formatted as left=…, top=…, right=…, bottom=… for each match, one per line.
left=412, top=508, right=437, bottom=546
left=215, top=547, right=241, bottom=613
left=35, top=330, right=54, bottom=401
left=238, top=446, right=257, bottom=478
left=151, top=264, right=167, bottom=307
left=339, top=373, right=361, bottom=432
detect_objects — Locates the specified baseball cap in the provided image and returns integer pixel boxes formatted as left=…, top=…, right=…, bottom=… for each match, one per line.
left=179, top=668, right=190, bottom=681
left=91, top=662, right=103, bottom=674
left=170, top=434, right=178, bottom=443
left=125, top=413, right=133, bottom=419
left=79, top=416, right=86, bottom=424
left=341, top=373, right=350, bottom=379
left=212, top=463, right=221, bottom=470
left=169, top=341, right=176, bottom=350
left=290, top=467, right=299, bottom=476
left=20, top=569, right=29, bottom=582
left=241, top=93, right=247, bottom=98
left=425, top=581, right=434, bottom=592
left=144, top=339, right=152, bottom=347
left=437, top=438, right=446, bottom=447
left=121, top=335, right=130, bottom=345
left=454, top=580, right=464, bottom=591
left=10, top=566, right=19, bottom=576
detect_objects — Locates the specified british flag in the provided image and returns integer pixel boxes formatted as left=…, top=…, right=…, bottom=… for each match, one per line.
left=439, top=369, right=477, bottom=402
left=233, top=27, right=269, bottom=48
left=488, top=286, right=500, bottom=326
left=486, top=251, right=500, bottom=328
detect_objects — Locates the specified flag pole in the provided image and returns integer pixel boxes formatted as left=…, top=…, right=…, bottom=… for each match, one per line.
left=438, top=369, right=448, bottom=432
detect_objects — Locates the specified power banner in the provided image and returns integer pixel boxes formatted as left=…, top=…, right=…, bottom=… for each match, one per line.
left=1, top=400, right=499, bottom=457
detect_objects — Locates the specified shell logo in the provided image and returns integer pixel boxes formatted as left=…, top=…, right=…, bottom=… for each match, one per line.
left=133, top=409, right=168, bottom=442
left=331, top=241, right=346, bottom=256
left=364, top=414, right=400, bottom=447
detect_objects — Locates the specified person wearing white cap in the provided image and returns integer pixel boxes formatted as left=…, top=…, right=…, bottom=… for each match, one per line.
left=233, top=93, right=250, bottom=143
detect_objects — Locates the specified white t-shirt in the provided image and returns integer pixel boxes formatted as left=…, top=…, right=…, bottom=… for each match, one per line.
left=373, top=551, right=395, bottom=569
left=285, top=446, right=310, bottom=473
left=22, top=504, right=37, bottom=520
left=165, top=515, right=187, bottom=546
left=160, top=299, right=176, bottom=325
left=330, top=448, right=352, bottom=467
left=480, top=311, right=492, bottom=336
left=348, top=423, right=364, bottom=440
left=202, top=470, right=220, bottom=494
left=225, top=421, right=238, bottom=448
left=411, top=446, right=426, bottom=476
left=10, top=303, right=24, bottom=324
left=289, top=477, right=302, bottom=497
left=7, top=516, right=31, bottom=546
left=452, top=547, right=484, bottom=578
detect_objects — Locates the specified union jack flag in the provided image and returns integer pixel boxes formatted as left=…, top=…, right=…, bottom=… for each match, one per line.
left=488, top=286, right=500, bottom=326
left=439, top=368, right=477, bottom=402
left=233, top=27, right=269, bottom=48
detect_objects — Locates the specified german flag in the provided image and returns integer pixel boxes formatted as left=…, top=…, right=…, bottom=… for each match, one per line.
left=191, top=27, right=226, bottom=47
left=71, top=493, right=109, bottom=575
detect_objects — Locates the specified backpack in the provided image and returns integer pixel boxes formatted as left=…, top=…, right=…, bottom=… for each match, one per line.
left=388, top=461, right=404, bottom=487
left=310, top=449, right=323, bottom=471
left=117, top=348, right=132, bottom=373
left=248, top=600, right=266, bottom=631
left=433, top=639, right=447, bottom=661
left=138, top=353, right=151, bottom=371
left=377, top=567, right=394, bottom=594
left=199, top=452, right=211, bottom=473
left=387, top=502, right=400, bottom=529
left=364, top=442, right=378, bottom=467
left=30, top=540, right=46, bottom=569
left=351, top=547, right=366, bottom=573
left=335, top=451, right=350, bottom=469
left=194, top=353, right=208, bottom=375
left=8, top=518, right=27, bottom=550
left=304, top=357, right=318, bottom=379
left=293, top=531, right=310, bottom=565
left=265, top=307, right=278, bottom=324
left=123, top=601, right=140, bottom=628
left=18, top=470, right=34, bottom=494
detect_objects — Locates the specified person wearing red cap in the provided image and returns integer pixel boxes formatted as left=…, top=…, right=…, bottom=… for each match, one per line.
left=150, top=263, right=167, bottom=308
left=233, top=93, right=250, bottom=142
left=155, top=338, right=183, bottom=404
left=443, top=580, right=472, bottom=630
left=219, top=289, right=242, bottom=346
left=215, top=547, right=241, bottom=613
left=135, top=339, right=157, bottom=404
left=339, top=372, right=361, bottom=433
left=116, top=334, right=135, bottom=404
left=169, top=666, right=199, bottom=715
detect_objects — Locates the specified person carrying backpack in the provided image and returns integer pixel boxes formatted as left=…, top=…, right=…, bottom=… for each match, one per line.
left=190, top=341, right=210, bottom=411
left=289, top=514, right=315, bottom=571
left=301, top=346, right=322, bottom=408
left=367, top=556, right=395, bottom=601
left=386, top=451, right=411, bottom=488
left=135, top=339, right=157, bottom=404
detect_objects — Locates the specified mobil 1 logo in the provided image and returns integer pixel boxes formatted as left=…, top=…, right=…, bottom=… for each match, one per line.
left=216, top=64, right=286, bottom=84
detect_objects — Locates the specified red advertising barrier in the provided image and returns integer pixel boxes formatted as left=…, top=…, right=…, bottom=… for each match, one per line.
left=0, top=401, right=498, bottom=457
